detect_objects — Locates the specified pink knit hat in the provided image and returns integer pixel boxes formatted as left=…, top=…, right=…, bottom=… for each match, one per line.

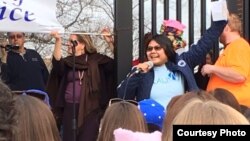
left=162, top=19, right=186, bottom=31
left=160, top=19, right=187, bottom=50
left=113, top=128, right=162, bottom=141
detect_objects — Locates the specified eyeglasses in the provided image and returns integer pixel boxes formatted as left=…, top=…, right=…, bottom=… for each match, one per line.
left=9, top=34, right=23, bottom=39
left=108, top=98, right=138, bottom=107
left=146, top=46, right=163, bottom=52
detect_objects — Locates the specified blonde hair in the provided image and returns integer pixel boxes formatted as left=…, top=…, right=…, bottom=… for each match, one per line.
left=73, top=31, right=97, bottom=54
left=162, top=90, right=216, bottom=140
left=163, top=98, right=249, bottom=141
left=12, top=95, right=61, bottom=141
left=227, top=13, right=242, bottom=35
left=97, top=102, right=148, bottom=141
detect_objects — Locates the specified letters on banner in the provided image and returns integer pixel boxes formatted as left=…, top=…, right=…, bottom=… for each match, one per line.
left=0, top=0, right=64, bottom=33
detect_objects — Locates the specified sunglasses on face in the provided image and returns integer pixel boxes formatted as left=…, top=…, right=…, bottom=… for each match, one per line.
left=146, top=46, right=163, bottom=52
left=9, top=34, right=23, bottom=40
left=108, top=98, right=138, bottom=107
left=68, top=39, right=79, bottom=46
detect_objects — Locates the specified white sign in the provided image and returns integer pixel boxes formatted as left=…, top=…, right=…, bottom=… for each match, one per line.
left=0, top=0, right=64, bottom=33
left=211, top=0, right=228, bottom=21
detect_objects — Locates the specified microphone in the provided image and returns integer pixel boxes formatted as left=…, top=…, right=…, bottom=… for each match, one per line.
left=0, top=45, right=19, bottom=51
left=71, top=40, right=78, bottom=47
left=122, top=61, right=154, bottom=99
left=134, top=61, right=154, bottom=74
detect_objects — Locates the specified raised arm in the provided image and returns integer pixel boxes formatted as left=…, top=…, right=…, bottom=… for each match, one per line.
left=181, top=20, right=227, bottom=69
left=181, top=0, right=228, bottom=68
left=51, top=31, right=62, bottom=61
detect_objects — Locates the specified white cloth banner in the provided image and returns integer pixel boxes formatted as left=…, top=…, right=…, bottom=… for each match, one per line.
left=0, top=0, right=64, bottom=33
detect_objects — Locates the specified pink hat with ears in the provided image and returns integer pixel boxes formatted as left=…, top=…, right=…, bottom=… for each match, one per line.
left=113, top=128, right=162, bottom=141
left=163, top=19, right=186, bottom=31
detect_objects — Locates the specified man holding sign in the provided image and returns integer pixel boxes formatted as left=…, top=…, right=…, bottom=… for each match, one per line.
left=202, top=13, right=250, bottom=108
left=201, top=0, right=250, bottom=109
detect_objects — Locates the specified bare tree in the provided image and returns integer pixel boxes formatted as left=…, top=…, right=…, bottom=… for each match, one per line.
left=23, top=0, right=114, bottom=59
left=1, top=0, right=194, bottom=60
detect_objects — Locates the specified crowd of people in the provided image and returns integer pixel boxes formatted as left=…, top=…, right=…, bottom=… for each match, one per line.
left=1, top=3, right=250, bottom=141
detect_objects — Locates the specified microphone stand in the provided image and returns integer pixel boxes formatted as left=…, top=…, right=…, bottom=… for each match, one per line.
left=71, top=40, right=78, bottom=141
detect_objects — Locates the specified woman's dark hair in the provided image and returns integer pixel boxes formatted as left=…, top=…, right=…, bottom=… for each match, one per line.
left=146, top=34, right=176, bottom=62
left=212, top=88, right=241, bottom=112
left=144, top=32, right=153, bottom=47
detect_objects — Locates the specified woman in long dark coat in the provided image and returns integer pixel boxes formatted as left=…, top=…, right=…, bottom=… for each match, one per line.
left=47, top=31, right=115, bottom=141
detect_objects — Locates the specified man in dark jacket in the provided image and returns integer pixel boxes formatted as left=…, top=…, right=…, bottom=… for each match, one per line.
left=0, top=32, right=49, bottom=92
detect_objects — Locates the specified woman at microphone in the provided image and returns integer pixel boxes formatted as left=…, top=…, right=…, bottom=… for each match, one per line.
left=47, top=31, right=115, bottom=141
left=117, top=18, right=228, bottom=118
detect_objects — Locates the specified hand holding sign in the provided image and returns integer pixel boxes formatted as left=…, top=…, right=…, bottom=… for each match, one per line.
left=211, top=0, right=229, bottom=21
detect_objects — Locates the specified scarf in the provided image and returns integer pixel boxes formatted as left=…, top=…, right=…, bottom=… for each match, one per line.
left=63, top=53, right=112, bottom=127
left=64, top=54, right=100, bottom=95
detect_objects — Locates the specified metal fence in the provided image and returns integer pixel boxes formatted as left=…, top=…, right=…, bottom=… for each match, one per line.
left=114, top=0, right=249, bottom=86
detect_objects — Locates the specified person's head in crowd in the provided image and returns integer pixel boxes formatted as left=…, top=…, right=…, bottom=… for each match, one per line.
left=7, top=32, right=25, bottom=49
left=219, top=13, right=242, bottom=46
left=97, top=101, right=148, bottom=141
left=138, top=99, right=165, bottom=132
left=162, top=90, right=216, bottom=139
left=243, top=108, right=250, bottom=122
left=165, top=95, right=182, bottom=112
left=25, top=89, right=51, bottom=107
left=0, top=81, right=17, bottom=141
left=240, top=104, right=249, bottom=114
left=12, top=95, right=61, bottom=141
left=67, top=31, right=97, bottom=56
left=162, top=97, right=250, bottom=141
left=160, top=19, right=186, bottom=51
left=211, top=88, right=241, bottom=112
